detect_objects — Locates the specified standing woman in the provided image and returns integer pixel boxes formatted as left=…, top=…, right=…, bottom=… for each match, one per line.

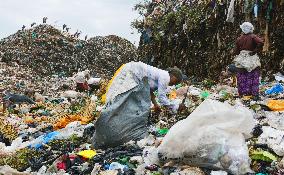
left=233, top=22, right=264, bottom=100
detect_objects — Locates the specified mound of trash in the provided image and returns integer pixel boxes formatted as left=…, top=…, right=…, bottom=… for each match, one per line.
left=79, top=35, right=138, bottom=77
left=0, top=24, right=138, bottom=78
left=1, top=60, right=284, bottom=174
left=133, top=0, right=284, bottom=80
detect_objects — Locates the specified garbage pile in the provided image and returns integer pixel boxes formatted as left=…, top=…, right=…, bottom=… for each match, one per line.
left=1, top=60, right=284, bottom=174
left=79, top=35, right=138, bottom=77
left=0, top=24, right=138, bottom=78
left=132, top=0, right=284, bottom=80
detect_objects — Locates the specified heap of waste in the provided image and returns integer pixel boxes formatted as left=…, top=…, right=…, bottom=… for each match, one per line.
left=1, top=59, right=284, bottom=174
left=1, top=5, right=284, bottom=174
left=132, top=0, right=284, bottom=80
left=0, top=24, right=138, bottom=78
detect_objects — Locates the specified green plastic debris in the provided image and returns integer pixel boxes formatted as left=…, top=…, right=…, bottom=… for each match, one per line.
left=219, top=90, right=227, bottom=96
left=158, top=128, right=169, bottom=135
left=251, top=150, right=277, bottom=162
left=219, top=90, right=233, bottom=101
left=200, top=91, right=210, bottom=99
left=126, top=162, right=136, bottom=169
left=250, top=104, right=261, bottom=111
left=118, top=156, right=129, bottom=164
left=202, top=79, right=215, bottom=88
left=256, top=173, right=268, bottom=175
left=154, top=91, right=158, bottom=97
left=118, top=156, right=136, bottom=169
left=31, top=32, right=37, bottom=39
left=151, top=172, right=162, bottom=175
left=175, top=84, right=182, bottom=89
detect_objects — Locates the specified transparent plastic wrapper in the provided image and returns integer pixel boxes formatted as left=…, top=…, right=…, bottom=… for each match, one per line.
left=158, top=99, right=255, bottom=175
left=266, top=112, right=284, bottom=130
left=0, top=165, right=31, bottom=175
left=211, top=171, right=228, bottom=175
left=258, top=126, right=284, bottom=156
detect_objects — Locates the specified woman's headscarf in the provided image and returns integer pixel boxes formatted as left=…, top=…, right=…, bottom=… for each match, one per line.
left=167, top=67, right=183, bottom=83
left=240, top=22, right=254, bottom=34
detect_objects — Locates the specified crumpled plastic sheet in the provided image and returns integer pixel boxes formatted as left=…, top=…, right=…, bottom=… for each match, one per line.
left=265, top=112, right=284, bottom=130
left=158, top=99, right=255, bottom=174
left=257, top=126, right=284, bottom=156
left=170, top=167, right=205, bottom=175
left=0, top=165, right=31, bottom=175
left=1, top=122, right=91, bottom=153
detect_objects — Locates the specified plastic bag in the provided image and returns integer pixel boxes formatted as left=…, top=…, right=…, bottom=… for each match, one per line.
left=93, top=79, right=150, bottom=148
left=158, top=99, right=254, bottom=175
left=200, top=91, right=210, bottom=99
left=267, top=100, right=284, bottom=111
left=257, top=126, right=284, bottom=156
left=77, top=150, right=97, bottom=159
left=266, top=112, right=284, bottom=130
left=171, top=167, right=205, bottom=175
left=211, top=171, right=228, bottom=175
left=143, top=146, right=159, bottom=166
left=265, top=83, right=284, bottom=95
left=0, top=165, right=31, bottom=175
left=233, top=51, right=261, bottom=72
left=250, top=150, right=277, bottom=162
left=29, top=131, right=59, bottom=149
left=109, top=162, right=128, bottom=172
left=274, top=73, right=284, bottom=82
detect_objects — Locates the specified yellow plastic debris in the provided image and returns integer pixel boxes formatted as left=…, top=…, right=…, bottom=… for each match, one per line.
left=100, top=170, right=119, bottom=175
left=242, top=96, right=252, bottom=101
left=101, top=64, right=125, bottom=104
left=24, top=116, right=34, bottom=124
left=77, top=150, right=97, bottom=159
left=169, top=90, right=177, bottom=100
left=267, top=100, right=284, bottom=111
left=53, top=114, right=93, bottom=130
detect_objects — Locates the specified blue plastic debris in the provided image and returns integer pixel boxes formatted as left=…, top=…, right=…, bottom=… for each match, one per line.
left=265, top=83, right=284, bottom=95
left=29, top=131, right=59, bottom=149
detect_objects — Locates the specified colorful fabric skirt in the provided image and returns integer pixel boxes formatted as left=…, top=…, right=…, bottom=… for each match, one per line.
left=237, top=69, right=260, bottom=96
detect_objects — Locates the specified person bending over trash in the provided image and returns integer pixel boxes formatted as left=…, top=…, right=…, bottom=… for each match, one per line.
left=73, top=70, right=90, bottom=92
left=87, top=77, right=101, bottom=95
left=92, top=61, right=184, bottom=149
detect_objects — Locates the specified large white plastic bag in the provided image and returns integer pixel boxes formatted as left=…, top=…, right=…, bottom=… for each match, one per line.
left=158, top=99, right=254, bottom=175
left=233, top=50, right=261, bottom=72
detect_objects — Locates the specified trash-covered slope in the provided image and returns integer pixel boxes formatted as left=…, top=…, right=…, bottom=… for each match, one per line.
left=79, top=35, right=138, bottom=77
left=133, top=0, right=284, bottom=80
left=1, top=60, right=284, bottom=174
left=0, top=24, right=138, bottom=78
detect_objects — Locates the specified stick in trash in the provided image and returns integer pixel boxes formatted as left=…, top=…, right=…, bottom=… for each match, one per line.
left=178, top=86, right=189, bottom=112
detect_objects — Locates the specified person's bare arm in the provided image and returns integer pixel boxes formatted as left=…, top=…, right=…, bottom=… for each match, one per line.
left=151, top=90, right=161, bottom=112
left=150, top=90, right=157, bottom=106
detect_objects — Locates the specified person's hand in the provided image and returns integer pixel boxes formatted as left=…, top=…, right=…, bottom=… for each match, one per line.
left=178, top=103, right=186, bottom=112
left=153, top=104, right=162, bottom=113
left=249, top=51, right=256, bottom=56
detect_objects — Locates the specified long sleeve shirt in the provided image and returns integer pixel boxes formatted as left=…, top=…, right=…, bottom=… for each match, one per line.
left=130, top=62, right=172, bottom=107
left=234, top=34, right=264, bottom=55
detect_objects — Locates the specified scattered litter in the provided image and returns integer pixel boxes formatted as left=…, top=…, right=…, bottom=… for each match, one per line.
left=77, top=150, right=97, bottom=159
